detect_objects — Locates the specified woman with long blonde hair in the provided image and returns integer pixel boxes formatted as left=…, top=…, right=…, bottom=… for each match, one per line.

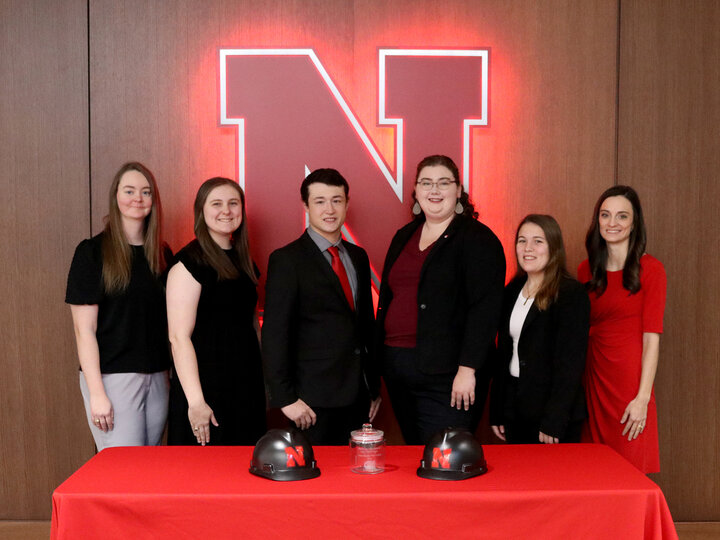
left=66, top=162, right=171, bottom=450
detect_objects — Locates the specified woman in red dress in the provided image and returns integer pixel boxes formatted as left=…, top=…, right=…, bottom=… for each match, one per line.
left=578, top=186, right=667, bottom=473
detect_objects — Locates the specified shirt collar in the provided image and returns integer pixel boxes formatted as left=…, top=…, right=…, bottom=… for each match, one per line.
left=306, top=226, right=344, bottom=253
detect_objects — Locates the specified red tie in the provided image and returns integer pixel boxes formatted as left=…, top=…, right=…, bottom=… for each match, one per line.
left=328, top=246, right=354, bottom=310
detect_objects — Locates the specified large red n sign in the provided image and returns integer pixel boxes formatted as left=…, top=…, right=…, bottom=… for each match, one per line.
left=219, top=48, right=489, bottom=293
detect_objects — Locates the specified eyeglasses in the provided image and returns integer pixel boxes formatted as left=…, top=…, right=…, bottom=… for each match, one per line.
left=416, top=179, right=458, bottom=191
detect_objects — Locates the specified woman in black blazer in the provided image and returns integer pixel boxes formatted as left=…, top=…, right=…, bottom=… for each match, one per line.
left=490, top=214, right=590, bottom=444
left=376, top=155, right=506, bottom=445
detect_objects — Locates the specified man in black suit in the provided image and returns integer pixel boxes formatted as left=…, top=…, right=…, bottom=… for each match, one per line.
left=262, top=169, right=381, bottom=445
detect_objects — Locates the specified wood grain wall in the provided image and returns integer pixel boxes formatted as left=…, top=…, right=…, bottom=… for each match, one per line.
left=617, top=0, right=720, bottom=520
left=1, top=0, right=717, bottom=522
left=0, top=0, right=95, bottom=519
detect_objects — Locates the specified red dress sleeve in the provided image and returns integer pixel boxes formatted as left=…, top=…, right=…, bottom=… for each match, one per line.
left=577, top=259, right=591, bottom=283
left=641, top=255, right=667, bottom=333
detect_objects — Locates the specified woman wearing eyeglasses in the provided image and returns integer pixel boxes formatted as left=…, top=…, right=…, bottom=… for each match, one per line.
left=375, top=155, right=506, bottom=444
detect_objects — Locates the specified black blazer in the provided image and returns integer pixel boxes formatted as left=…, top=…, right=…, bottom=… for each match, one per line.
left=375, top=215, right=506, bottom=375
left=489, top=275, right=590, bottom=439
left=262, top=231, right=379, bottom=409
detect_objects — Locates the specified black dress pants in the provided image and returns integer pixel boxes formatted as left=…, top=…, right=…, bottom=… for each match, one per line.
left=502, top=376, right=583, bottom=444
left=504, top=418, right=582, bottom=444
left=383, top=346, right=483, bottom=445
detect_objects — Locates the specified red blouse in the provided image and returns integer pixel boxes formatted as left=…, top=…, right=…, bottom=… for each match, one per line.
left=383, top=227, right=433, bottom=348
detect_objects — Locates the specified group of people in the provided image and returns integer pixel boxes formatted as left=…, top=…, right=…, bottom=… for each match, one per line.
left=66, top=155, right=666, bottom=474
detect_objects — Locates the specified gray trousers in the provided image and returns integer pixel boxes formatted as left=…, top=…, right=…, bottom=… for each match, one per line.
left=80, top=370, right=169, bottom=451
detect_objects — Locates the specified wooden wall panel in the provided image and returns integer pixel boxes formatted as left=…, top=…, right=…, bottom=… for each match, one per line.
left=0, top=0, right=93, bottom=519
left=618, top=0, right=720, bottom=521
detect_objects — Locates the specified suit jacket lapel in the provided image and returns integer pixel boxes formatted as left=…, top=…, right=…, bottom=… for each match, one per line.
left=504, top=275, right=540, bottom=334
left=419, top=215, right=461, bottom=283
left=343, top=240, right=364, bottom=282
left=521, top=302, right=541, bottom=333
left=344, top=240, right=367, bottom=315
left=515, top=276, right=540, bottom=334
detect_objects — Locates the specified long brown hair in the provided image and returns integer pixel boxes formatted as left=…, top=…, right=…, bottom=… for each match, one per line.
left=410, top=155, right=478, bottom=220
left=193, top=177, right=257, bottom=283
left=102, top=162, right=166, bottom=294
left=585, top=185, right=646, bottom=295
left=514, top=214, right=569, bottom=311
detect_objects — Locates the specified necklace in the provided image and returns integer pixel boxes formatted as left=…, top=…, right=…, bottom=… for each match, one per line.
left=522, top=282, right=539, bottom=305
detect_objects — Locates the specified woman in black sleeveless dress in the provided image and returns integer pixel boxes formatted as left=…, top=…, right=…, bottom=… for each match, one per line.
left=166, top=178, right=266, bottom=445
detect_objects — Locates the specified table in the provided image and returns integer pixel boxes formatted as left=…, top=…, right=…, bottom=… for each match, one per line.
left=51, top=444, right=677, bottom=539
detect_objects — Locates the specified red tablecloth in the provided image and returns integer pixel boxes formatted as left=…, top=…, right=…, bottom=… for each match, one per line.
left=51, top=443, right=676, bottom=539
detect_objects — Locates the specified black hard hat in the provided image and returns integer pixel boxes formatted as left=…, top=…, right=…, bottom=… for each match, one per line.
left=417, top=427, right=487, bottom=480
left=249, top=429, right=321, bottom=481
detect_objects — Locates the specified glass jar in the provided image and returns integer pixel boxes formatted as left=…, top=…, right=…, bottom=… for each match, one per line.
left=349, top=423, right=385, bottom=474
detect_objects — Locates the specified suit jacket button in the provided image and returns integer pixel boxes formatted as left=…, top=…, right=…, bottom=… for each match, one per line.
left=354, top=348, right=361, bottom=355
left=420, top=304, right=426, bottom=309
